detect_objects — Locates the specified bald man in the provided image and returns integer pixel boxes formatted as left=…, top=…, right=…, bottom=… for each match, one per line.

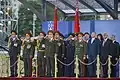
left=100, top=33, right=112, bottom=78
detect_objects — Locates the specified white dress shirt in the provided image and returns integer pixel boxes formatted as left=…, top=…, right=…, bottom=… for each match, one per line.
left=91, top=38, right=95, bottom=44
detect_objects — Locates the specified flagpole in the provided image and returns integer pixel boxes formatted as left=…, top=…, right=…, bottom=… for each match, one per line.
left=74, top=0, right=80, bottom=33
left=53, top=0, right=58, bottom=31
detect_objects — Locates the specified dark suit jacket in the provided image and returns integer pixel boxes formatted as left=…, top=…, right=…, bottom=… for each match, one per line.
left=8, top=37, right=21, bottom=57
left=54, top=39, right=65, bottom=59
left=45, top=39, right=55, bottom=57
left=100, top=39, right=112, bottom=60
left=110, top=41, right=119, bottom=57
left=23, top=40, right=35, bottom=58
left=86, top=38, right=100, bottom=59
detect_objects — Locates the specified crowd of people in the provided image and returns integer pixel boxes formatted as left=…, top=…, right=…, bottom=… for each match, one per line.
left=8, top=30, right=120, bottom=78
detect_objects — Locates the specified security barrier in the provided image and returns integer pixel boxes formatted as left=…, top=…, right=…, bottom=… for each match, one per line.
left=0, top=53, right=119, bottom=78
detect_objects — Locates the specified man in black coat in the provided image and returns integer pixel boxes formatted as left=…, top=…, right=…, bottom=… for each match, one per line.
left=8, top=30, right=21, bottom=77
left=110, top=35, right=119, bottom=77
left=64, top=33, right=75, bottom=77
left=100, top=33, right=112, bottom=78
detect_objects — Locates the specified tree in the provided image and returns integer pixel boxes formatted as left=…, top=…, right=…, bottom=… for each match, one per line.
left=18, top=1, right=64, bottom=36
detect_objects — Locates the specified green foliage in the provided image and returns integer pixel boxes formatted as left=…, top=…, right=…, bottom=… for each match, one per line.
left=18, top=1, right=63, bottom=36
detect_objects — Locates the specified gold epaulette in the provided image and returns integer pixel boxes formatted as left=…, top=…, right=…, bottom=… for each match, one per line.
left=22, top=39, right=26, bottom=49
left=38, top=50, right=45, bottom=52
left=36, top=40, right=40, bottom=50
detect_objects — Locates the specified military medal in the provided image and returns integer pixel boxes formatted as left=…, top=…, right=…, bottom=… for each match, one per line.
left=57, top=43, right=61, bottom=46
left=42, top=44, right=45, bottom=48
left=27, top=44, right=31, bottom=49
left=80, top=44, right=83, bottom=47
left=14, top=43, right=18, bottom=47
left=12, top=38, right=16, bottom=41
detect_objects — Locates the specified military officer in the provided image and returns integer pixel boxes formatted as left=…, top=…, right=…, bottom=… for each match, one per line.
left=84, top=32, right=90, bottom=43
left=74, top=32, right=87, bottom=77
left=54, top=31, right=65, bottom=77
left=36, top=31, right=46, bottom=77
left=8, top=30, right=21, bottom=77
left=83, top=32, right=90, bottom=77
left=64, top=33, right=75, bottom=77
left=45, top=30, right=55, bottom=77
left=22, top=32, right=35, bottom=77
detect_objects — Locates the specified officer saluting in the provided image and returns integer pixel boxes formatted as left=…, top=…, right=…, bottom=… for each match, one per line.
left=22, top=32, right=35, bottom=77
left=45, top=30, right=55, bottom=77
left=8, top=30, right=21, bottom=77
left=74, top=32, right=87, bottom=77
left=36, top=31, right=46, bottom=77
left=54, top=31, right=65, bottom=77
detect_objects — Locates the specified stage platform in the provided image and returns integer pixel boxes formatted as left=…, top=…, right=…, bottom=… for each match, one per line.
left=0, top=77, right=120, bottom=80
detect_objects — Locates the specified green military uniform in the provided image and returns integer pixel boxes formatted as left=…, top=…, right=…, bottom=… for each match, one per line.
left=45, top=38, right=55, bottom=77
left=74, top=40, right=87, bottom=76
left=23, top=39, right=35, bottom=77
left=54, top=39, right=65, bottom=77
left=37, top=39, right=45, bottom=77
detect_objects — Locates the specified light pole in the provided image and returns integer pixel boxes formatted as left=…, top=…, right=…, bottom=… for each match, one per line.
left=33, top=14, right=37, bottom=37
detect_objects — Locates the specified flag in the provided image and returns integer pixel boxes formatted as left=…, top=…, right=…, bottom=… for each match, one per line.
left=53, top=7, right=58, bottom=31
left=74, top=7, right=80, bottom=33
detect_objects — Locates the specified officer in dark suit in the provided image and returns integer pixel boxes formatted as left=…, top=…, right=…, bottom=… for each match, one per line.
left=36, top=31, right=46, bottom=77
left=110, top=35, right=119, bottom=77
left=8, top=30, right=21, bottom=77
left=83, top=32, right=90, bottom=77
left=100, top=33, right=112, bottom=78
left=45, top=30, right=55, bottom=77
left=64, top=33, right=75, bottom=77
left=54, top=31, right=65, bottom=77
left=22, top=33, right=35, bottom=77
left=75, top=32, right=87, bottom=77
left=86, top=32, right=100, bottom=77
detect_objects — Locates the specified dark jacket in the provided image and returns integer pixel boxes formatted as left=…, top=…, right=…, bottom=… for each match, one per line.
left=23, top=39, right=35, bottom=58
left=100, top=39, right=112, bottom=60
left=45, top=39, right=55, bottom=57
left=54, top=39, right=65, bottom=59
left=86, top=38, right=100, bottom=59
left=110, top=41, right=119, bottom=57
left=8, top=37, right=21, bottom=57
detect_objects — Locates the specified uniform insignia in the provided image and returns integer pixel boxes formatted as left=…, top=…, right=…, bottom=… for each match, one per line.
left=80, top=44, right=83, bottom=47
left=27, top=44, right=31, bottom=49
left=12, top=38, right=16, bottom=41
left=42, top=44, right=45, bottom=48
left=14, top=43, right=18, bottom=47
left=58, top=43, right=61, bottom=46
